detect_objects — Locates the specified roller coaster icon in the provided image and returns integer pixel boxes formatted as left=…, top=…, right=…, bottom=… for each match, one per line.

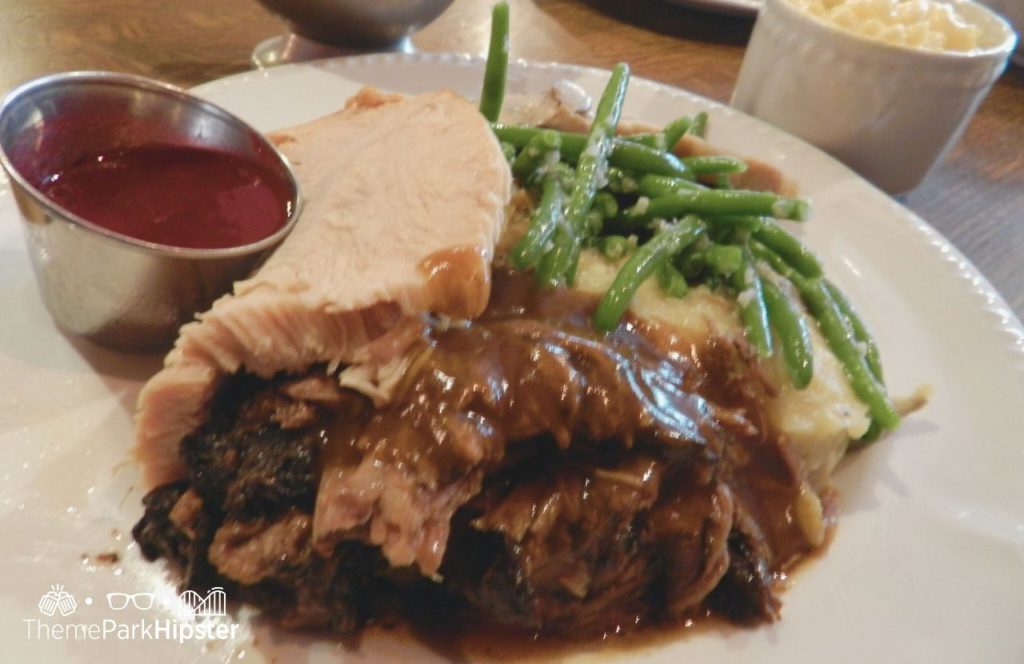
left=176, top=587, right=227, bottom=618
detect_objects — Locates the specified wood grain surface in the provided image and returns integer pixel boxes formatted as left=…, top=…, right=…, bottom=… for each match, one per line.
left=1, top=0, right=1020, bottom=317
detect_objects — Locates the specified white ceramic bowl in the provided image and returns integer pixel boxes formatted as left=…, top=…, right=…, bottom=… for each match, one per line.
left=979, top=0, right=1024, bottom=64
left=731, top=0, right=1017, bottom=195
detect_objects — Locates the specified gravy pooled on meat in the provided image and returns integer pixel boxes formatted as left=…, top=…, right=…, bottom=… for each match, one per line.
left=134, top=270, right=828, bottom=636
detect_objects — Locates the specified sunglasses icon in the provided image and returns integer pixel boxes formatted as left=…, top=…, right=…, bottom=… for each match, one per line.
left=106, top=592, right=155, bottom=611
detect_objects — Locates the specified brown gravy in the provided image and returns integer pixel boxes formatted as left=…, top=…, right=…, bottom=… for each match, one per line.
left=138, top=269, right=834, bottom=660
left=311, top=270, right=827, bottom=646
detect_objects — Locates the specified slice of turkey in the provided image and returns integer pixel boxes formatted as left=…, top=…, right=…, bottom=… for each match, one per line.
left=134, top=87, right=512, bottom=490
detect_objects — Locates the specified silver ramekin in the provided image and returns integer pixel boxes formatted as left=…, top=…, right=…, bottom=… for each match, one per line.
left=0, top=71, right=301, bottom=351
left=254, top=0, right=454, bottom=47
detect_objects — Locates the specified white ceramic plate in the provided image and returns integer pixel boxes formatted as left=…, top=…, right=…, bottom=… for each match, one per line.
left=654, top=0, right=760, bottom=18
left=2, top=53, right=1023, bottom=664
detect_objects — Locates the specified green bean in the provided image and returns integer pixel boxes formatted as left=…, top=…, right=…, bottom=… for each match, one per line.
left=661, top=115, right=692, bottom=152
left=593, top=191, right=619, bottom=220
left=637, top=173, right=707, bottom=198
left=552, top=161, right=577, bottom=189
left=605, top=167, right=640, bottom=194
left=733, top=253, right=773, bottom=358
left=799, top=279, right=900, bottom=431
left=824, top=279, right=884, bottom=382
left=855, top=421, right=884, bottom=445
left=479, top=2, right=510, bottom=122
left=594, top=216, right=704, bottom=331
left=675, top=246, right=706, bottom=280
left=511, top=129, right=561, bottom=180
left=760, top=277, right=813, bottom=388
left=681, top=155, right=748, bottom=175
left=534, top=234, right=563, bottom=286
left=749, top=238, right=796, bottom=279
left=750, top=241, right=898, bottom=430
left=623, top=132, right=667, bottom=151
left=707, top=215, right=764, bottom=233
left=597, top=138, right=694, bottom=180
left=657, top=262, right=690, bottom=298
left=599, top=235, right=631, bottom=260
left=508, top=170, right=564, bottom=270
left=491, top=124, right=542, bottom=146
left=703, top=243, right=743, bottom=277
left=689, top=111, right=708, bottom=138
left=500, top=141, right=516, bottom=163
left=621, top=189, right=809, bottom=225
left=536, top=226, right=580, bottom=288
left=753, top=219, right=822, bottom=277
left=537, top=63, right=631, bottom=287
left=492, top=124, right=694, bottom=180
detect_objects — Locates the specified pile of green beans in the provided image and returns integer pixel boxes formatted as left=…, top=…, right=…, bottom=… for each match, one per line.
left=478, top=2, right=897, bottom=438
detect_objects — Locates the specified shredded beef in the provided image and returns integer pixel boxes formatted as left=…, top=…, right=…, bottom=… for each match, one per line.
left=133, top=269, right=826, bottom=639
left=705, top=525, right=781, bottom=624
left=134, top=378, right=387, bottom=631
left=134, top=482, right=192, bottom=564
left=444, top=454, right=663, bottom=631
left=208, top=510, right=313, bottom=585
left=179, top=374, right=327, bottom=521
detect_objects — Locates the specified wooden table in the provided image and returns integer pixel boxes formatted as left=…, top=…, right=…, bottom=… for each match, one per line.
left=1, top=0, right=1021, bottom=318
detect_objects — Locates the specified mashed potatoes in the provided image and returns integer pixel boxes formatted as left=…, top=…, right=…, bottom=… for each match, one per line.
left=573, top=249, right=870, bottom=486
left=788, top=0, right=982, bottom=52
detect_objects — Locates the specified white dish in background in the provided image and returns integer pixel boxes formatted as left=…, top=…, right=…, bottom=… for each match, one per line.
left=732, top=0, right=1017, bottom=195
left=655, top=0, right=761, bottom=17
left=1, top=53, right=1023, bottom=663
left=979, top=0, right=1024, bottom=64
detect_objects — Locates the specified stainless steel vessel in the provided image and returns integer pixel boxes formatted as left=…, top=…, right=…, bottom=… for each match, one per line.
left=0, top=72, right=301, bottom=351
left=255, top=0, right=454, bottom=48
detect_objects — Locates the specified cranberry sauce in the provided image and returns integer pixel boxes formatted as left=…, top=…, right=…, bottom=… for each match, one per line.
left=38, top=144, right=293, bottom=249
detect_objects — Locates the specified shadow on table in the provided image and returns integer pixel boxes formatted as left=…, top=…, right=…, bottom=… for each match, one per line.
left=571, top=0, right=755, bottom=47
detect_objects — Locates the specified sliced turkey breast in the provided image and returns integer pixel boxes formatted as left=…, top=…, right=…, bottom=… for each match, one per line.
left=135, top=87, right=512, bottom=490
